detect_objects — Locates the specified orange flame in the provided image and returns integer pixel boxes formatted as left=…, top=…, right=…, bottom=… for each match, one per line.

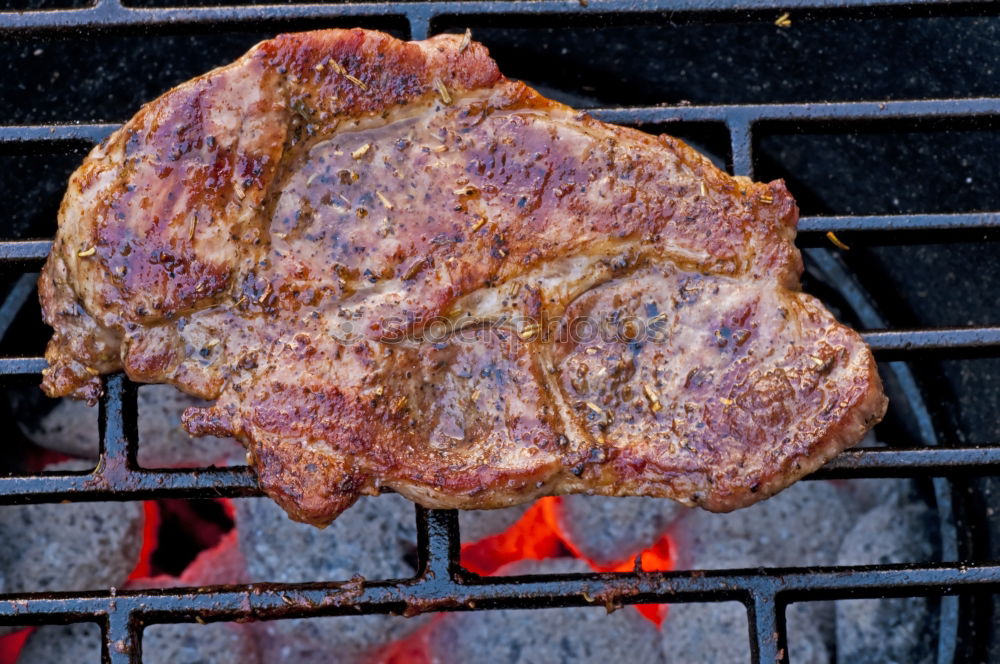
left=372, top=617, right=442, bottom=664
left=377, top=496, right=676, bottom=663
left=460, top=496, right=675, bottom=627
left=0, top=628, right=32, bottom=664
left=461, top=497, right=569, bottom=575
left=127, top=501, right=161, bottom=580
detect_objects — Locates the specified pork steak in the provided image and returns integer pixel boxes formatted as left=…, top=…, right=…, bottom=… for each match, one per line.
left=40, top=29, right=887, bottom=526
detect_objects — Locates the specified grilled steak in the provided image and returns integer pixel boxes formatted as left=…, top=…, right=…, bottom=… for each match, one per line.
left=40, top=29, right=887, bottom=526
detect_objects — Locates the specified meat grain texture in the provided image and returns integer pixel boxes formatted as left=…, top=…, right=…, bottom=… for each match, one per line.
left=40, top=29, right=887, bottom=525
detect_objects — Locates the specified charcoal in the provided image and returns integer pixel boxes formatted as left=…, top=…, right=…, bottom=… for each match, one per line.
left=835, top=492, right=936, bottom=664
left=143, top=622, right=260, bottom=664
left=17, top=622, right=259, bottom=664
left=18, top=384, right=244, bottom=468
left=17, top=623, right=101, bottom=663
left=660, top=600, right=829, bottom=664
left=668, top=480, right=855, bottom=661
left=128, top=531, right=247, bottom=591
left=236, top=493, right=416, bottom=582
left=785, top=603, right=832, bottom=664
left=135, top=386, right=245, bottom=468
left=0, top=458, right=144, bottom=636
left=0, top=500, right=143, bottom=636
left=670, top=481, right=853, bottom=570
left=179, top=530, right=247, bottom=586
left=236, top=494, right=425, bottom=663
left=0, top=461, right=143, bottom=596
left=555, top=495, right=685, bottom=566
left=251, top=615, right=421, bottom=664
left=13, top=394, right=96, bottom=459
left=459, top=504, right=529, bottom=543
left=660, top=602, right=749, bottom=663
left=428, top=558, right=665, bottom=664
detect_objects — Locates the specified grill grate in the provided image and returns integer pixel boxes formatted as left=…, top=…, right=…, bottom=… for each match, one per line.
left=1, top=1, right=999, bottom=663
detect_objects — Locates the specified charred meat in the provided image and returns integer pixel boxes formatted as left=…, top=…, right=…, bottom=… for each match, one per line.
left=40, top=29, right=887, bottom=525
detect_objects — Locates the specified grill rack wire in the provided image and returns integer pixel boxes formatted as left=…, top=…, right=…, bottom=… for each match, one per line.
left=2, top=1, right=1000, bottom=662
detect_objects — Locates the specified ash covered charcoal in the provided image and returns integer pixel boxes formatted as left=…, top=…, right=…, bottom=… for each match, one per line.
left=236, top=494, right=425, bottom=663
left=669, top=481, right=854, bottom=570
left=143, top=622, right=260, bottom=664
left=427, top=558, right=665, bottom=664
left=12, top=384, right=244, bottom=468
left=555, top=495, right=684, bottom=566
left=251, top=617, right=423, bottom=664
left=0, top=460, right=143, bottom=595
left=121, top=531, right=259, bottom=662
left=134, top=386, right=245, bottom=468
left=835, top=488, right=937, bottom=664
left=661, top=600, right=829, bottom=664
left=785, top=604, right=833, bottom=664
left=17, top=622, right=101, bottom=662
left=236, top=494, right=417, bottom=582
left=660, top=602, right=749, bottom=664
left=658, top=590, right=828, bottom=663
left=668, top=480, right=860, bottom=662
left=0, top=458, right=143, bottom=637
left=459, top=504, right=530, bottom=543
left=17, top=622, right=260, bottom=664
left=836, top=476, right=910, bottom=517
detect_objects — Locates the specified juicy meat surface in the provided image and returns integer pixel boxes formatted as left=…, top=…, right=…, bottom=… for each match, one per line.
left=40, top=29, right=887, bottom=526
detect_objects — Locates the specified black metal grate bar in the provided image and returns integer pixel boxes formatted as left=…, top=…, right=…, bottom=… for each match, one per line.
left=748, top=591, right=786, bottom=664
left=3, top=559, right=1000, bottom=623
left=798, top=212, right=1000, bottom=233
left=863, top=327, right=1000, bottom=356
left=0, top=357, right=47, bottom=376
left=8, top=97, right=1000, bottom=146
left=591, top=97, right=1000, bottom=126
left=0, top=0, right=981, bottom=39
left=0, top=374, right=994, bottom=506
left=1, top=208, right=996, bottom=264
left=1, top=443, right=998, bottom=505
left=104, top=610, right=136, bottom=664
left=3, top=552, right=1000, bottom=664
left=2, top=326, right=997, bottom=380
left=815, top=446, right=1000, bottom=478
left=0, top=124, right=115, bottom=145
left=0, top=371, right=997, bottom=499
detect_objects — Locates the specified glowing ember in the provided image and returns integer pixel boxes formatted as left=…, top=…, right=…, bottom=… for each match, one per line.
left=0, top=497, right=157, bottom=663
left=373, top=617, right=441, bottom=664
left=177, top=529, right=245, bottom=586
left=128, top=501, right=161, bottom=580
left=461, top=497, right=568, bottom=575
left=594, top=536, right=674, bottom=625
left=376, top=497, right=676, bottom=663
left=0, top=628, right=32, bottom=664
left=0, top=467, right=177, bottom=661
left=126, top=498, right=238, bottom=587
left=5, top=493, right=671, bottom=664
left=461, top=497, right=675, bottom=627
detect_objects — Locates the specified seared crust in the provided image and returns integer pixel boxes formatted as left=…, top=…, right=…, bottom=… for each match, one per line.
left=40, top=29, right=887, bottom=525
